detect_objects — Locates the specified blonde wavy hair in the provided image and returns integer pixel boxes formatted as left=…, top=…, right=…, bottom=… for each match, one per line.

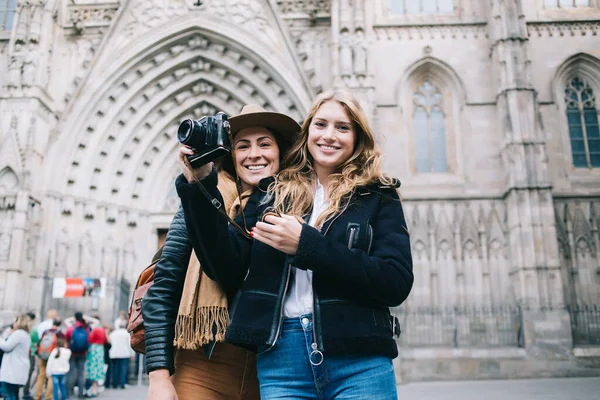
left=13, top=314, right=32, bottom=332
left=270, top=89, right=394, bottom=227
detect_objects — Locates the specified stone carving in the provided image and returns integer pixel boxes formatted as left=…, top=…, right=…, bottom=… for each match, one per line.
left=122, top=0, right=280, bottom=48
left=276, top=0, right=330, bottom=16
left=55, top=228, right=70, bottom=269
left=0, top=168, right=19, bottom=194
left=374, top=23, right=488, bottom=41
left=25, top=233, right=38, bottom=262
left=15, top=0, right=30, bottom=44
left=21, top=44, right=37, bottom=87
left=339, top=29, right=353, bottom=77
left=28, top=0, right=45, bottom=44
left=80, top=231, right=95, bottom=275
left=68, top=33, right=301, bottom=193
left=7, top=53, right=22, bottom=88
left=66, top=3, right=120, bottom=35
left=353, top=29, right=367, bottom=77
left=0, top=232, right=11, bottom=261
left=527, top=21, right=600, bottom=38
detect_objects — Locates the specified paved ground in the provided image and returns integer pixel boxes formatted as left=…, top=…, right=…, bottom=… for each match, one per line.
left=98, top=377, right=600, bottom=399
left=396, top=377, right=600, bottom=400
left=97, top=385, right=148, bottom=399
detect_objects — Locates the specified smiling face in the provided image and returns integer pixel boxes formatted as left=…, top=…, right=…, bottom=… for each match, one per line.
left=307, top=100, right=356, bottom=179
left=233, top=127, right=280, bottom=192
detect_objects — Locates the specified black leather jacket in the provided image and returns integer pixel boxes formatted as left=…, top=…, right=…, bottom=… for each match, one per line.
left=177, top=171, right=413, bottom=359
left=142, top=206, right=191, bottom=375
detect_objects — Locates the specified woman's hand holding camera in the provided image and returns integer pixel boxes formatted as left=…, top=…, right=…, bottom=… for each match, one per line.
left=252, top=214, right=303, bottom=255
left=178, top=144, right=213, bottom=183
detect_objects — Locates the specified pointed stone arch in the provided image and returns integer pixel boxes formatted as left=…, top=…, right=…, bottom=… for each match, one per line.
left=44, top=18, right=312, bottom=213
left=397, top=57, right=466, bottom=179
left=0, top=167, right=20, bottom=194
left=461, top=206, right=480, bottom=258
left=553, top=53, right=600, bottom=170
left=553, top=53, right=600, bottom=103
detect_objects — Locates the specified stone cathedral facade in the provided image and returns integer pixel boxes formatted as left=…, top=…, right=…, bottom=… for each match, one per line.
left=1, top=0, right=600, bottom=380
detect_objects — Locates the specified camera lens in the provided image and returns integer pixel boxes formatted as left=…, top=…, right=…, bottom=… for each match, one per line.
left=177, top=119, right=194, bottom=145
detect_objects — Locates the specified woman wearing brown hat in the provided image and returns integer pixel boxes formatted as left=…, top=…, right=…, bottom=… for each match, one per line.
left=142, top=105, right=300, bottom=400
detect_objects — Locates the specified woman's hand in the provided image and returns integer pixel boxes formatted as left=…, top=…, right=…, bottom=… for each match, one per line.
left=177, top=144, right=213, bottom=183
left=252, top=214, right=303, bottom=255
left=148, top=370, right=179, bottom=400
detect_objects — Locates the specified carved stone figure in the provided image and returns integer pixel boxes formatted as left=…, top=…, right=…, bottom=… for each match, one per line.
left=353, top=29, right=367, bottom=76
left=15, top=0, right=31, bottom=44
left=28, top=0, right=45, bottom=43
left=7, top=54, right=22, bottom=88
left=0, top=232, right=11, bottom=261
left=21, top=44, right=37, bottom=87
left=339, top=29, right=353, bottom=77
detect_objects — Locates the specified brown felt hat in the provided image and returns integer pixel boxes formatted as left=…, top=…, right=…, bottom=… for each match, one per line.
left=218, top=105, right=301, bottom=178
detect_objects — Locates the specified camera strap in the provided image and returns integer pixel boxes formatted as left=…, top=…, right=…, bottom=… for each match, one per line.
left=190, top=175, right=253, bottom=241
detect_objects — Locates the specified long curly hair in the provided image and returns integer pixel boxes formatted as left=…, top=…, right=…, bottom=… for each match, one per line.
left=269, top=88, right=394, bottom=227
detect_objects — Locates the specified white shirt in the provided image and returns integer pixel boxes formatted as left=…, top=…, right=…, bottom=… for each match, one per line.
left=37, top=319, right=54, bottom=338
left=109, top=328, right=134, bottom=359
left=283, top=181, right=329, bottom=318
left=46, top=348, right=71, bottom=376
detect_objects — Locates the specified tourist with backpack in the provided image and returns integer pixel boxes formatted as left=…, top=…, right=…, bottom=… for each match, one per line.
left=65, top=313, right=90, bottom=399
left=34, top=319, right=64, bottom=400
left=46, top=337, right=71, bottom=400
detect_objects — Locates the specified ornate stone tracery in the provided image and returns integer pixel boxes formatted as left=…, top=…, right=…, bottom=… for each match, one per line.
left=57, top=29, right=306, bottom=208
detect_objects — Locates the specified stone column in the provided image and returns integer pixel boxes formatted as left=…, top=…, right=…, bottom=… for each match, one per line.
left=488, top=0, right=572, bottom=359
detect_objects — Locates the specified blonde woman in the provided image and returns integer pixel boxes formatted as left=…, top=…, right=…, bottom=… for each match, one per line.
left=0, top=314, right=32, bottom=400
left=178, top=89, right=413, bottom=399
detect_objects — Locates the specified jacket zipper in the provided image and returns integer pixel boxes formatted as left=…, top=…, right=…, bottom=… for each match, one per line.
left=367, top=224, right=373, bottom=254
left=311, top=199, right=351, bottom=356
left=347, top=226, right=357, bottom=249
left=265, top=262, right=291, bottom=352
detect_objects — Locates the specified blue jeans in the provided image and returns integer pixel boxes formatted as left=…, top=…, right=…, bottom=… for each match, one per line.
left=111, top=358, right=128, bottom=388
left=67, top=354, right=86, bottom=396
left=1, top=382, right=20, bottom=400
left=256, top=314, right=398, bottom=400
left=52, top=375, right=68, bottom=400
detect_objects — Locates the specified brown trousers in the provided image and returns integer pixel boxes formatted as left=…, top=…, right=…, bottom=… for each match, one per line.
left=34, top=358, right=53, bottom=400
left=172, top=343, right=260, bottom=400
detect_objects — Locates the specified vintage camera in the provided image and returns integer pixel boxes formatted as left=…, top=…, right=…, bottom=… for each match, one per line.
left=177, top=112, right=231, bottom=167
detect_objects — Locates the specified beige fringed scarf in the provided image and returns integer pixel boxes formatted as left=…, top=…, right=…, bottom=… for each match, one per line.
left=173, top=173, right=253, bottom=349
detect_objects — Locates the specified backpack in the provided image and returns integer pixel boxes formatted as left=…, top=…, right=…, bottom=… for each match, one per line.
left=38, top=330, right=58, bottom=360
left=127, top=246, right=162, bottom=355
left=70, top=326, right=89, bottom=353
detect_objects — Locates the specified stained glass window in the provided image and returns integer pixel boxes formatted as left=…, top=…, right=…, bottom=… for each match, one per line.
left=413, top=81, right=448, bottom=173
left=0, top=0, right=16, bottom=31
left=564, top=77, right=600, bottom=168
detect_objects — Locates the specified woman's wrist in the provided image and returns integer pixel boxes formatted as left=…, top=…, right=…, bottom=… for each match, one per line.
left=149, top=369, right=170, bottom=380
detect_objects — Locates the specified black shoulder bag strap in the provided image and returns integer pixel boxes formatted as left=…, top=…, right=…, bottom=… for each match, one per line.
left=184, top=157, right=253, bottom=240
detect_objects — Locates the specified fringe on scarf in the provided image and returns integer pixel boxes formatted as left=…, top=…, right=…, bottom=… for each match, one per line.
left=173, top=306, right=230, bottom=350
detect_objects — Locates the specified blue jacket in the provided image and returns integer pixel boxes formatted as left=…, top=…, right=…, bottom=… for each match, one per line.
left=176, top=170, right=413, bottom=359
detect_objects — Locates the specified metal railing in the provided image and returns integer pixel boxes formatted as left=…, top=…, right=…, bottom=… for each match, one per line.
left=567, top=304, right=600, bottom=346
left=392, top=305, right=524, bottom=348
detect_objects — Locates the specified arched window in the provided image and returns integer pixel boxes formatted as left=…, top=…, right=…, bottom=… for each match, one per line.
left=390, top=0, right=454, bottom=14
left=0, top=0, right=16, bottom=31
left=413, top=81, right=448, bottom=173
left=564, top=77, right=600, bottom=168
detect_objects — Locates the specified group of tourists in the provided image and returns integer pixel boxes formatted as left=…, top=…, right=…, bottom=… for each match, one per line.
left=0, top=309, right=134, bottom=399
